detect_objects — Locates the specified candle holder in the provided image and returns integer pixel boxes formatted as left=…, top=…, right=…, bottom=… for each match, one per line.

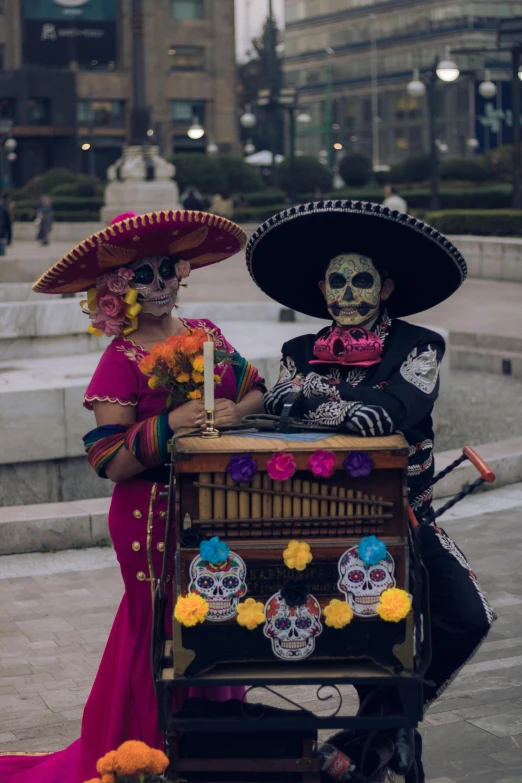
left=201, top=409, right=220, bottom=439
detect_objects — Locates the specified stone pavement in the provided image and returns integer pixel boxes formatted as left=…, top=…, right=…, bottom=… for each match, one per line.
left=1, top=497, right=522, bottom=781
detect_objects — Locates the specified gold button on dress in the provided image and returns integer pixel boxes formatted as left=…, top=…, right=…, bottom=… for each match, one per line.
left=132, top=541, right=141, bottom=552
left=133, top=510, right=143, bottom=519
left=136, top=571, right=146, bottom=581
left=156, top=542, right=165, bottom=552
left=159, top=511, right=167, bottom=519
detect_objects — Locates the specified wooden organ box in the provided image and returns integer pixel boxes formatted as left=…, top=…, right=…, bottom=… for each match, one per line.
left=168, top=432, right=414, bottom=681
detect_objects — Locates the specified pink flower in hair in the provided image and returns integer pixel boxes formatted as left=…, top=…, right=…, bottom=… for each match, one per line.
left=90, top=312, right=126, bottom=337
left=106, top=274, right=130, bottom=295
left=96, top=292, right=126, bottom=319
left=96, top=274, right=109, bottom=290
left=118, top=268, right=135, bottom=280
left=175, top=259, right=191, bottom=279
left=308, top=450, right=336, bottom=478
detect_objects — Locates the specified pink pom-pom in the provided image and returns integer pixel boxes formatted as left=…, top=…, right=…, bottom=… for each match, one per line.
left=308, top=450, right=336, bottom=478
left=266, top=452, right=297, bottom=482
left=110, top=212, right=140, bottom=225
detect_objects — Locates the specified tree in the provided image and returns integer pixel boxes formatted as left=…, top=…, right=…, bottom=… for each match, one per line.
left=171, top=155, right=226, bottom=195
left=339, top=152, right=372, bottom=187
left=277, top=156, right=332, bottom=195
left=237, top=15, right=285, bottom=156
left=217, top=155, right=263, bottom=193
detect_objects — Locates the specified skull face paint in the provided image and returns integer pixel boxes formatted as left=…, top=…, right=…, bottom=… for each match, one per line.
left=189, top=552, right=247, bottom=622
left=264, top=592, right=322, bottom=660
left=129, top=255, right=180, bottom=317
left=337, top=545, right=396, bottom=617
left=321, top=254, right=382, bottom=328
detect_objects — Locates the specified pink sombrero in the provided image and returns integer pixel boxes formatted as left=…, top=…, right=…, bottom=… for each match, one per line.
left=33, top=210, right=247, bottom=295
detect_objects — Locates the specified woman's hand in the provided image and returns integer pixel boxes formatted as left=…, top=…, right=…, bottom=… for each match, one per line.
left=168, top=400, right=205, bottom=430
left=214, top=398, right=243, bottom=428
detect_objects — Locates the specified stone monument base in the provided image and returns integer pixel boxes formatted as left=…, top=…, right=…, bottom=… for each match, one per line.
left=101, top=144, right=181, bottom=224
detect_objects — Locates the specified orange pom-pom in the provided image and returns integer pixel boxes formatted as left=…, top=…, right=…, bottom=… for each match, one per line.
left=96, top=750, right=117, bottom=775
left=113, top=740, right=169, bottom=777
left=148, top=747, right=170, bottom=775
left=83, top=778, right=102, bottom=783
left=100, top=775, right=115, bottom=783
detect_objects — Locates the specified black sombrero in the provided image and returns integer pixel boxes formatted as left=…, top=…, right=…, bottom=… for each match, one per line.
left=245, top=200, right=467, bottom=319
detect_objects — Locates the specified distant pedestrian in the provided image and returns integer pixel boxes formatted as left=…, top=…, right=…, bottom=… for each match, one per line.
left=3, top=193, right=15, bottom=224
left=0, top=193, right=12, bottom=254
left=35, top=194, right=53, bottom=246
left=182, top=186, right=205, bottom=211
left=382, top=185, right=408, bottom=213
left=210, top=190, right=234, bottom=218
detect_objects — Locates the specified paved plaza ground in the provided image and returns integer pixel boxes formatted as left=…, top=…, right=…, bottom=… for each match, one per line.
left=0, top=492, right=521, bottom=782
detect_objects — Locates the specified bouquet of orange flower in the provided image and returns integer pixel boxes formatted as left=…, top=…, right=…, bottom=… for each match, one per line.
left=138, top=328, right=231, bottom=408
left=84, top=739, right=170, bottom=783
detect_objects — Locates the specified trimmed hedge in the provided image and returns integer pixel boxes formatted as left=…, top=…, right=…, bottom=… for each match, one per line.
left=439, top=158, right=490, bottom=182
left=276, top=156, right=332, bottom=194
left=339, top=152, right=372, bottom=187
left=234, top=204, right=288, bottom=223
left=425, top=209, right=522, bottom=237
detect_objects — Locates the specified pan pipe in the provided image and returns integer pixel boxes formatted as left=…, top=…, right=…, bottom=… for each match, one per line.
left=190, top=472, right=391, bottom=539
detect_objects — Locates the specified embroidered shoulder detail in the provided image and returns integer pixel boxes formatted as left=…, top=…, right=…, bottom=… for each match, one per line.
left=400, top=345, right=440, bottom=393
left=115, top=343, right=147, bottom=363
left=278, top=356, right=297, bottom=384
left=83, top=394, right=138, bottom=410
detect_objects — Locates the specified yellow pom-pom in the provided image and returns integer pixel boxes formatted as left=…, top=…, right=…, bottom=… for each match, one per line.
left=283, top=540, right=313, bottom=571
left=377, top=588, right=412, bottom=622
left=324, top=599, right=353, bottom=629
left=237, top=598, right=265, bottom=630
left=174, top=594, right=209, bottom=627
left=192, top=370, right=204, bottom=384
left=187, top=388, right=202, bottom=400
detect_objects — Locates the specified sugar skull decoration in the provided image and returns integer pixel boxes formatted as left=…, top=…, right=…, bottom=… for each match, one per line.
left=264, top=591, right=323, bottom=661
left=337, top=541, right=396, bottom=618
left=189, top=538, right=247, bottom=622
left=318, top=253, right=393, bottom=329
left=129, top=255, right=190, bottom=317
left=311, top=326, right=382, bottom=367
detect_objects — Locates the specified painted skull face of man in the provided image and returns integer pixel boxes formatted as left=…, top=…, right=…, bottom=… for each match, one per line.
left=319, top=253, right=393, bottom=328
left=129, top=255, right=180, bottom=317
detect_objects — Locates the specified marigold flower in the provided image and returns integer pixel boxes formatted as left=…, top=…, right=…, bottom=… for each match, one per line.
left=175, top=594, right=209, bottom=626
left=377, top=588, right=412, bottom=622
left=237, top=598, right=265, bottom=630
left=96, top=750, right=118, bottom=775
left=188, top=388, right=202, bottom=400
left=83, top=778, right=102, bottom=783
left=283, top=540, right=313, bottom=571
left=192, top=370, right=204, bottom=384
left=191, top=355, right=205, bottom=373
left=147, top=376, right=160, bottom=389
left=100, top=775, right=115, bottom=783
left=324, top=599, right=353, bottom=629
left=113, top=740, right=169, bottom=777
left=176, top=371, right=190, bottom=384
left=214, top=373, right=222, bottom=385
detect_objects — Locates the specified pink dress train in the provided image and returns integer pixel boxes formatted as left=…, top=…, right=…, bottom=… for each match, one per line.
left=0, top=321, right=256, bottom=782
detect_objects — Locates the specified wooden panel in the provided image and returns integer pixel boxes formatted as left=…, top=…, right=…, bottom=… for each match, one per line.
left=176, top=451, right=407, bottom=473
left=174, top=431, right=407, bottom=454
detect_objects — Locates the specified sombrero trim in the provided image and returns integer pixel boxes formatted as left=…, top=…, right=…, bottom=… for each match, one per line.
left=33, top=210, right=246, bottom=294
left=246, top=199, right=467, bottom=286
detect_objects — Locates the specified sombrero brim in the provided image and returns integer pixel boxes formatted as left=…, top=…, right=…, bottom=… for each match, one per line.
left=246, top=200, right=467, bottom=319
left=33, top=210, right=247, bottom=294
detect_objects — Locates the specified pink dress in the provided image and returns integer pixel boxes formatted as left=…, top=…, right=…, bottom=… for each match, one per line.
left=0, top=320, right=260, bottom=783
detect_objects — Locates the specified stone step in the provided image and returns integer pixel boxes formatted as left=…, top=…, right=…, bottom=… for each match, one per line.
left=1, top=437, right=521, bottom=556
left=450, top=344, right=522, bottom=378
left=451, top=330, right=522, bottom=354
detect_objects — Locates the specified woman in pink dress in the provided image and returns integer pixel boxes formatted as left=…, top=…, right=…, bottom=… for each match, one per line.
left=0, top=210, right=265, bottom=783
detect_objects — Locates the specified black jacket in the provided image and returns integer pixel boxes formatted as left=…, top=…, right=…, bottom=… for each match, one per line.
left=264, top=311, right=444, bottom=517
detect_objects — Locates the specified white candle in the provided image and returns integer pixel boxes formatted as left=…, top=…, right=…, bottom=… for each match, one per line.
left=203, top=338, right=215, bottom=411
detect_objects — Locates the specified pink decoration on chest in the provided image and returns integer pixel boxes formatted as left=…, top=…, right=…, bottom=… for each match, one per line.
left=310, top=326, right=382, bottom=367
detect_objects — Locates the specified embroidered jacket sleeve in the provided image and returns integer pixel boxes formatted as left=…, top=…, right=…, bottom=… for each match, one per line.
left=266, top=335, right=445, bottom=437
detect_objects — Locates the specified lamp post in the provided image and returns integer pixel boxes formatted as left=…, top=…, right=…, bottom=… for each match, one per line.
left=407, top=55, right=460, bottom=210
left=129, top=0, right=150, bottom=146
left=4, top=137, right=17, bottom=190
left=325, top=47, right=334, bottom=169
left=187, top=117, right=205, bottom=141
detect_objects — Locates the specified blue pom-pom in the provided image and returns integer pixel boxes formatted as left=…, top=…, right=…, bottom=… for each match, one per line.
left=358, top=536, right=387, bottom=566
left=200, top=536, right=229, bottom=565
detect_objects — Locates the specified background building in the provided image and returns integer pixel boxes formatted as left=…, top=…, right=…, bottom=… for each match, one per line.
left=283, top=0, right=522, bottom=165
left=235, top=0, right=284, bottom=62
left=0, top=0, right=239, bottom=186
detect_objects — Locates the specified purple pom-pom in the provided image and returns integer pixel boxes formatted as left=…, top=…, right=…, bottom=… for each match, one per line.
left=227, top=453, right=257, bottom=483
left=343, top=451, right=374, bottom=478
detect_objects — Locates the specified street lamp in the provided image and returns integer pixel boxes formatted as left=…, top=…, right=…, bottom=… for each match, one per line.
left=206, top=141, right=219, bottom=154
left=240, top=105, right=257, bottom=129
left=244, top=139, right=256, bottom=155
left=406, top=56, right=460, bottom=210
left=467, top=137, right=480, bottom=150
left=187, top=117, right=205, bottom=140
left=478, top=71, right=497, bottom=99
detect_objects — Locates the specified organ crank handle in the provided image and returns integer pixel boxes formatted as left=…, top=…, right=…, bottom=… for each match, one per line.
left=462, top=446, right=496, bottom=484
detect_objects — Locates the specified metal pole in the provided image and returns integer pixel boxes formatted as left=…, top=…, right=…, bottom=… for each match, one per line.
left=326, top=52, right=333, bottom=169
left=427, top=72, right=440, bottom=211
left=129, top=0, right=149, bottom=145
left=511, top=46, right=522, bottom=208
left=370, top=15, right=379, bottom=170
left=289, top=107, right=296, bottom=205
